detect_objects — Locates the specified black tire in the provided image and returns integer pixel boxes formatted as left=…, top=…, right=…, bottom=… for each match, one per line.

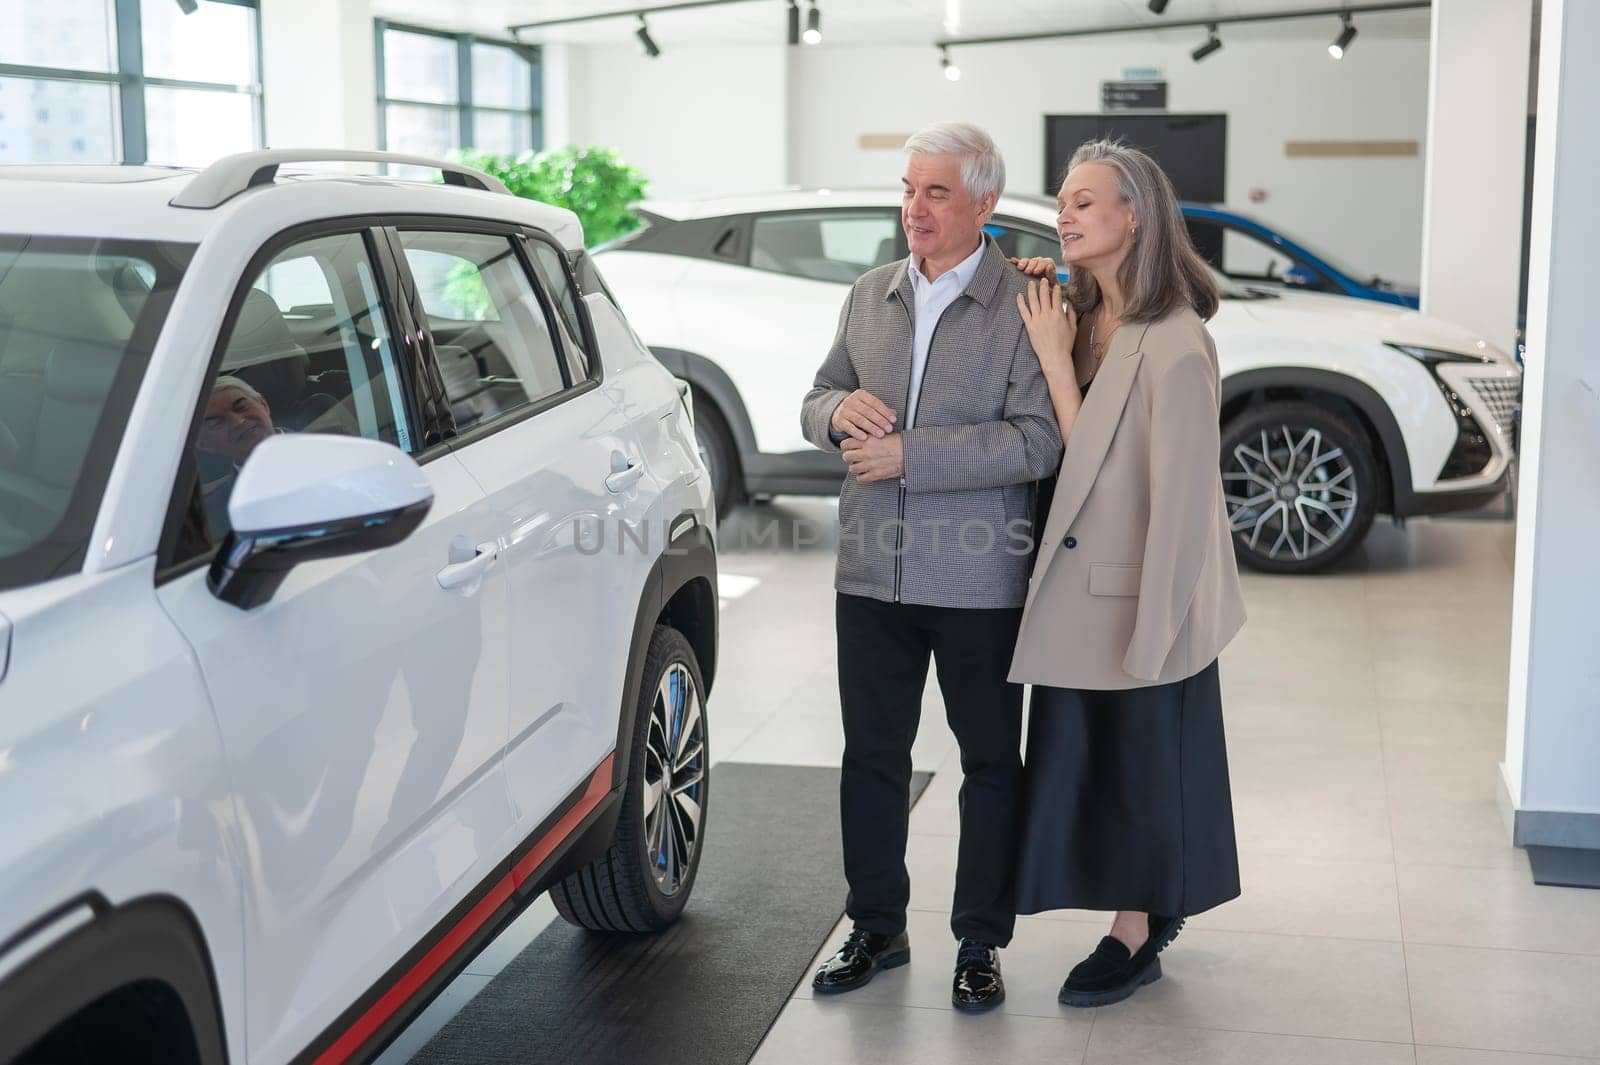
left=1220, top=401, right=1379, bottom=574
left=693, top=398, right=740, bottom=521
left=552, top=625, right=709, bottom=932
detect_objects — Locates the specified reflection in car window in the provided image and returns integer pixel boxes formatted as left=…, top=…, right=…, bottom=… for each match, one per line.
left=181, top=231, right=413, bottom=556
left=398, top=230, right=569, bottom=433
left=750, top=211, right=900, bottom=285
left=0, top=235, right=191, bottom=590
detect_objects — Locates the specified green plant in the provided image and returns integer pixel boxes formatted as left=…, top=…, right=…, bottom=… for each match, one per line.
left=452, top=145, right=649, bottom=247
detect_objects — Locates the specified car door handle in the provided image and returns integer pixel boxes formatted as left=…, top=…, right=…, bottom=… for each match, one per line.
left=436, top=542, right=498, bottom=590
left=605, top=462, right=645, bottom=493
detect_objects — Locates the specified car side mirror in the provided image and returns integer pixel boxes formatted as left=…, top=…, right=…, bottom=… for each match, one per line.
left=208, top=434, right=432, bottom=610
left=1283, top=264, right=1323, bottom=289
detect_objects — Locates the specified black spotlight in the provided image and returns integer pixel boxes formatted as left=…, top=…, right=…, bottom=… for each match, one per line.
left=1192, top=24, right=1222, bottom=62
left=175, top=0, right=198, bottom=11
left=636, top=15, right=661, bottom=58
left=787, top=0, right=800, bottom=45
left=1329, top=14, right=1357, bottom=59
left=1148, top=0, right=1170, bottom=13
left=803, top=1, right=822, bottom=45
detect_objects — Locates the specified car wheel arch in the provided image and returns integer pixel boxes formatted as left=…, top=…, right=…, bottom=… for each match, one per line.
left=610, top=515, right=718, bottom=793
left=0, top=894, right=230, bottom=1065
left=1220, top=367, right=1413, bottom=514
left=649, top=347, right=760, bottom=460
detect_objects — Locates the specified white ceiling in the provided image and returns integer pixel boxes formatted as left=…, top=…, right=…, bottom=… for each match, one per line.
left=370, top=0, right=1432, bottom=48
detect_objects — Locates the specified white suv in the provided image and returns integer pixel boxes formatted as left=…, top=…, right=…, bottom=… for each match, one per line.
left=596, top=190, right=1522, bottom=573
left=0, top=151, right=717, bottom=1065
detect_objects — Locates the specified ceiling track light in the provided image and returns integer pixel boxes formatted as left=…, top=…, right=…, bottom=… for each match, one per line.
left=787, top=0, right=800, bottom=46
left=940, top=45, right=961, bottom=81
left=1191, top=23, right=1221, bottom=62
left=636, top=15, right=661, bottom=58
left=802, top=1, right=822, bottom=45
left=1148, top=0, right=1170, bottom=13
left=1329, top=13, right=1357, bottom=58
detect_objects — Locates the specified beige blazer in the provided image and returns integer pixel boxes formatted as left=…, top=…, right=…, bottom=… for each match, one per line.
left=1009, top=307, right=1246, bottom=691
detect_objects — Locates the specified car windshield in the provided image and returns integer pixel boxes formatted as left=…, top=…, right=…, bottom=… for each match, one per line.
left=0, top=234, right=192, bottom=592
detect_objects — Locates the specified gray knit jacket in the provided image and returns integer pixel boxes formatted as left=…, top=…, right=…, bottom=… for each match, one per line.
left=799, top=235, right=1063, bottom=609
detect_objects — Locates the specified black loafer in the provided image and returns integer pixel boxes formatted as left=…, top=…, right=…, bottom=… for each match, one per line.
left=952, top=939, right=1005, bottom=1012
left=812, top=928, right=911, bottom=994
left=1057, top=935, right=1163, bottom=1008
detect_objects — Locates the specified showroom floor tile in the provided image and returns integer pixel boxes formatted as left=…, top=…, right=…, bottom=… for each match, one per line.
left=387, top=499, right=1600, bottom=1065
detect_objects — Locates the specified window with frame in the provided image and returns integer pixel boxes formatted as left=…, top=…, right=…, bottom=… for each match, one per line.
left=180, top=231, right=413, bottom=557
left=523, top=238, right=591, bottom=382
left=397, top=229, right=569, bottom=434
left=986, top=223, right=1062, bottom=267
left=0, top=0, right=263, bottom=165
left=749, top=211, right=901, bottom=285
left=376, top=22, right=541, bottom=164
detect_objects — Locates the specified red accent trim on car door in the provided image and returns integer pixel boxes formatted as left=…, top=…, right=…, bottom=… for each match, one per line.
left=311, top=754, right=617, bottom=1065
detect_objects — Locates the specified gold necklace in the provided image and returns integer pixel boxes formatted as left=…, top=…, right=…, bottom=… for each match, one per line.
left=1085, top=308, right=1118, bottom=384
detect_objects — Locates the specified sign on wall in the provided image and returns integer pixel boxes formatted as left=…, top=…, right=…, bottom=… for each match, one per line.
left=1101, top=80, right=1168, bottom=111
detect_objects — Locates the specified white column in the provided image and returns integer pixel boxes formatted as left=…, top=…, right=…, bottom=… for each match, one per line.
left=1419, top=0, right=1533, bottom=353
left=1502, top=0, right=1600, bottom=872
left=259, top=0, right=377, bottom=152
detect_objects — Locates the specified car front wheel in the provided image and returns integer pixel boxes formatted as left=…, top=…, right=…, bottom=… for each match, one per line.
left=1220, top=401, right=1378, bottom=574
left=552, top=624, right=709, bottom=932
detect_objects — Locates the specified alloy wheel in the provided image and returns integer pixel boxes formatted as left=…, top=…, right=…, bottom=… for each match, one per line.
left=1224, top=424, right=1359, bottom=564
left=641, top=661, right=706, bottom=897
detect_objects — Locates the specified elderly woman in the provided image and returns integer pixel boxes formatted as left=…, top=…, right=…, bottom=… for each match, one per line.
left=1008, top=140, right=1247, bottom=1008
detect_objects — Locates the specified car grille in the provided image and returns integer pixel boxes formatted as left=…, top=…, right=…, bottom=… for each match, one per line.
left=1466, top=376, right=1522, bottom=439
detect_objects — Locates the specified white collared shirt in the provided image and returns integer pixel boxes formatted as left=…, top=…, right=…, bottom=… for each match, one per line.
left=904, top=238, right=986, bottom=430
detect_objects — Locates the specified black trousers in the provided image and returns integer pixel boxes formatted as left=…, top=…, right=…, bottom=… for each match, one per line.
left=835, top=592, right=1024, bottom=946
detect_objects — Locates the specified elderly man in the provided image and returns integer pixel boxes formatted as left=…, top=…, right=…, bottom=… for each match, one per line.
left=800, top=123, right=1062, bottom=1011
left=198, top=375, right=278, bottom=464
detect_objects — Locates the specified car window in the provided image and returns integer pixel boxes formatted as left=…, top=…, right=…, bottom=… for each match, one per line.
left=398, top=230, right=570, bottom=434
left=750, top=211, right=900, bottom=285
left=985, top=222, right=1061, bottom=264
left=524, top=237, right=591, bottom=382
left=0, top=235, right=191, bottom=591
left=179, top=231, right=414, bottom=558
left=1188, top=217, right=1317, bottom=288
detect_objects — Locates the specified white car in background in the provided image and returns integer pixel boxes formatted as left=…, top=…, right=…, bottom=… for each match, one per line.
left=0, top=151, right=716, bottom=1065
left=595, top=190, right=1522, bottom=574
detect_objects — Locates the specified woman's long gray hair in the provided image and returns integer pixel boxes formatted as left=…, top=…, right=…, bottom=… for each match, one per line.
left=1062, top=140, right=1219, bottom=323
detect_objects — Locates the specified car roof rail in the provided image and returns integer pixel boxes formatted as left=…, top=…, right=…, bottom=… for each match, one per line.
left=169, top=149, right=510, bottom=209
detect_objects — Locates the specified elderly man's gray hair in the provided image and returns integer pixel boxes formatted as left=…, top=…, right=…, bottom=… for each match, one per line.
left=210, top=374, right=262, bottom=400
left=902, top=122, right=1006, bottom=204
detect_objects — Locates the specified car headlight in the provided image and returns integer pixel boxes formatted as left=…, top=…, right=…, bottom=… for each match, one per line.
left=1385, top=343, right=1492, bottom=366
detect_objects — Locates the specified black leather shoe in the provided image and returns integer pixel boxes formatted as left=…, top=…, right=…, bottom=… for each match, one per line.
left=951, top=939, right=1005, bottom=1012
left=812, top=928, right=911, bottom=994
left=1058, top=935, right=1162, bottom=1008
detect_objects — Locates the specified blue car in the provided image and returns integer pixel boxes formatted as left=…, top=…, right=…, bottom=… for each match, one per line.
left=1180, top=203, right=1420, bottom=309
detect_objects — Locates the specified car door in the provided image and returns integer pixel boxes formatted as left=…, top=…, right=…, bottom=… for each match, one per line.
left=154, top=225, right=517, bottom=1065
left=672, top=209, right=903, bottom=455
left=390, top=222, right=653, bottom=833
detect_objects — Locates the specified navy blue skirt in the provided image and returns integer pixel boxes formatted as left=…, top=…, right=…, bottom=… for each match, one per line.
left=1014, top=660, right=1241, bottom=918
